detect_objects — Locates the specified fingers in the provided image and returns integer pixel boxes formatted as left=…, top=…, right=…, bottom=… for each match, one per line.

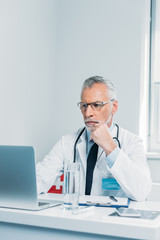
left=90, top=123, right=104, bottom=141
left=89, top=123, right=117, bottom=155
left=90, top=123, right=110, bottom=142
left=89, top=123, right=101, bottom=140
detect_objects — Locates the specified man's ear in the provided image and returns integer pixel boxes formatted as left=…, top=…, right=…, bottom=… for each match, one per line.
left=112, top=100, right=118, bottom=115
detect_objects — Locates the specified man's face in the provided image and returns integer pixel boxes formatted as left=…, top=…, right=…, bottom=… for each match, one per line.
left=80, top=83, right=118, bottom=128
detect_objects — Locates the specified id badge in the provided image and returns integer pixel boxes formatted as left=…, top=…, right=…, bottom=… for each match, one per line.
left=102, top=178, right=120, bottom=190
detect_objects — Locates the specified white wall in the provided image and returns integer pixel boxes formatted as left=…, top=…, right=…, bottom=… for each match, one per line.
left=0, top=0, right=152, bottom=164
left=147, top=159, right=160, bottom=182
left=54, top=0, right=149, bottom=136
left=0, top=0, right=56, bottom=161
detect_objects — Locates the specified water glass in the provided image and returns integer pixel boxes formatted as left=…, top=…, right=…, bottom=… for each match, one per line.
left=63, top=162, right=80, bottom=211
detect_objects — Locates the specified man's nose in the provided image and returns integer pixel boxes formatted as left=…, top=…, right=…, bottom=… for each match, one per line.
left=85, top=105, right=94, bottom=117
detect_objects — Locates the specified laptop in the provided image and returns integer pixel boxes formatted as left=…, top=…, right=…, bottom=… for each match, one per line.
left=0, top=145, right=62, bottom=210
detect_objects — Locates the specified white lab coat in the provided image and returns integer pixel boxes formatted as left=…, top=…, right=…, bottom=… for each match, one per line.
left=36, top=124, right=152, bottom=201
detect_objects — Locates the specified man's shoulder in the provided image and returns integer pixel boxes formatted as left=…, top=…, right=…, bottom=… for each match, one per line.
left=61, top=127, right=85, bottom=142
left=119, top=125, right=142, bottom=142
left=120, top=126, right=140, bottom=136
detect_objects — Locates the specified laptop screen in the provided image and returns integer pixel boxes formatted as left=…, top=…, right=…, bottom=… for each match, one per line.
left=0, top=146, right=38, bottom=209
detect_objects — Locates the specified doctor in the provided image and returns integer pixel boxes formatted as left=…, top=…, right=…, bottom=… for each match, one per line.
left=36, top=76, right=152, bottom=201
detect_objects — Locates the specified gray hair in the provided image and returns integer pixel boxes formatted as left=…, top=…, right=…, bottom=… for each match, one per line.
left=81, top=75, right=117, bottom=100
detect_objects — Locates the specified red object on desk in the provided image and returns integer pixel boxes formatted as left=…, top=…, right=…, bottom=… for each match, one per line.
left=48, top=174, right=64, bottom=194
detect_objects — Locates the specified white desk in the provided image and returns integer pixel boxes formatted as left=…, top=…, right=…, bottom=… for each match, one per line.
left=0, top=194, right=160, bottom=240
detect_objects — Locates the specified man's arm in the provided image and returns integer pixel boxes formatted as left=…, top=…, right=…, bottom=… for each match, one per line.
left=108, top=138, right=152, bottom=201
left=36, top=138, right=64, bottom=194
left=90, top=123, right=152, bottom=201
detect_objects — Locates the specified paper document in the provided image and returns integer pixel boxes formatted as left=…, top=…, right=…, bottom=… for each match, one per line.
left=39, top=193, right=129, bottom=208
left=79, top=195, right=129, bottom=208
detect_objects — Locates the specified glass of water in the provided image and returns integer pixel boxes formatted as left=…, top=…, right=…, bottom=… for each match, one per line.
left=63, top=162, right=80, bottom=211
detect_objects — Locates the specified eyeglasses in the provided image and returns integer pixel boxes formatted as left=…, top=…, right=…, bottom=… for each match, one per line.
left=77, top=100, right=114, bottom=111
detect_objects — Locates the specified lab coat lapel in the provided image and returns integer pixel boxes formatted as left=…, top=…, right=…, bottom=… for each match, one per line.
left=97, top=147, right=105, bottom=160
left=76, top=129, right=87, bottom=172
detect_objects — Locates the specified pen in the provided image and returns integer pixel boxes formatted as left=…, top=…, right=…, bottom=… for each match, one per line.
left=109, top=196, right=117, bottom=202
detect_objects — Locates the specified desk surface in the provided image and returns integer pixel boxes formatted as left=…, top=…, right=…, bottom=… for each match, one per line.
left=0, top=194, right=160, bottom=240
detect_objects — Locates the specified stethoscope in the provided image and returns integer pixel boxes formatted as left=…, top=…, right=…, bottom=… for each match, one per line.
left=73, top=123, right=121, bottom=163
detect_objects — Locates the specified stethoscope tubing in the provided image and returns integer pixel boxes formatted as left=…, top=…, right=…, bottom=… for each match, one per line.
left=112, top=123, right=121, bottom=149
